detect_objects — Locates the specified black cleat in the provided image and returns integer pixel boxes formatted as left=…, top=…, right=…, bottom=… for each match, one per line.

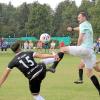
left=46, top=67, right=56, bottom=73
left=74, top=80, right=83, bottom=84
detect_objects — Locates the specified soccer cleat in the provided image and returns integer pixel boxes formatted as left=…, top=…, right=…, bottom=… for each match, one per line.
left=74, top=80, right=83, bottom=84
left=46, top=67, right=56, bottom=73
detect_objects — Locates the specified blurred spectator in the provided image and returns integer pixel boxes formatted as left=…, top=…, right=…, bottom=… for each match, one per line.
left=24, top=41, right=29, bottom=51
left=95, top=38, right=100, bottom=53
left=29, top=41, right=33, bottom=50
left=1, top=41, right=8, bottom=51
left=36, top=40, right=42, bottom=52
left=59, top=41, right=65, bottom=48
left=49, top=41, right=56, bottom=52
left=43, top=42, right=49, bottom=53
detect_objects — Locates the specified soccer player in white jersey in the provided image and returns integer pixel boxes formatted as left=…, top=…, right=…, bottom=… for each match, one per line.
left=47, top=12, right=100, bottom=95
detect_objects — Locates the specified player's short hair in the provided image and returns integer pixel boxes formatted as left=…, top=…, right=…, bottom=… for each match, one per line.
left=79, top=12, right=88, bottom=19
left=11, top=42, right=20, bottom=53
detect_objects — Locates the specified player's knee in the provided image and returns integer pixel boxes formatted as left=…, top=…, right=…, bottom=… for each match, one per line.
left=86, top=69, right=93, bottom=78
left=94, top=66, right=100, bottom=72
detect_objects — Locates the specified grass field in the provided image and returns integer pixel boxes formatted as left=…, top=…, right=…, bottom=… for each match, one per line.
left=0, top=49, right=100, bottom=100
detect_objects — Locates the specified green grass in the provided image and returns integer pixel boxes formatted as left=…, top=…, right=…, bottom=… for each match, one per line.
left=0, top=50, right=100, bottom=100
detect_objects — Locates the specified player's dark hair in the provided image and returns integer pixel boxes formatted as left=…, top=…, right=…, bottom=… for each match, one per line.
left=11, top=42, right=20, bottom=53
left=79, top=12, right=88, bottom=19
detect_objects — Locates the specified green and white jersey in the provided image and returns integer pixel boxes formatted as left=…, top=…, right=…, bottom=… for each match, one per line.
left=79, top=21, right=93, bottom=48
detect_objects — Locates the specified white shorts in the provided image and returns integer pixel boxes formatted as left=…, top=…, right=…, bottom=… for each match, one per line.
left=68, top=46, right=96, bottom=69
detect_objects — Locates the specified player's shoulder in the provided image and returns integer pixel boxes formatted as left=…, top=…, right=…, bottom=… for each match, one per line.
left=21, top=51, right=36, bottom=57
left=80, top=21, right=91, bottom=29
left=8, top=56, right=17, bottom=67
left=11, top=55, right=19, bottom=63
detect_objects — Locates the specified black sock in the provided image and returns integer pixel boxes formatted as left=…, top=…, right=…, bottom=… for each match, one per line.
left=90, top=75, right=100, bottom=92
left=79, top=69, right=83, bottom=81
left=52, top=52, right=64, bottom=69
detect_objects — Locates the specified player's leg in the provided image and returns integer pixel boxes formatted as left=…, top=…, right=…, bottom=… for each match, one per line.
left=93, top=60, right=100, bottom=77
left=61, top=46, right=100, bottom=94
left=78, top=59, right=100, bottom=84
left=47, top=46, right=84, bottom=73
left=29, top=80, right=45, bottom=100
left=80, top=60, right=100, bottom=80
left=46, top=51, right=64, bottom=73
left=48, top=46, right=70, bottom=73
left=96, top=60, right=100, bottom=65
left=33, top=94, right=45, bottom=100
left=94, top=61, right=100, bottom=72
left=85, top=68, right=100, bottom=95
left=84, top=54, right=100, bottom=95
left=74, top=60, right=85, bottom=84
left=29, top=63, right=46, bottom=100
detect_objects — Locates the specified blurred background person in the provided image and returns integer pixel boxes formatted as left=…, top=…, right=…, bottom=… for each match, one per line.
left=24, top=41, right=29, bottom=51
left=59, top=41, right=65, bottom=48
left=36, top=40, right=43, bottom=53
left=49, top=40, right=56, bottom=52
left=29, top=41, right=33, bottom=50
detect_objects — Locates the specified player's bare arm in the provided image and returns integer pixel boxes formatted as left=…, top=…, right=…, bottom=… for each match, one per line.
left=67, top=27, right=79, bottom=32
left=77, top=33, right=84, bottom=46
left=33, top=53, right=55, bottom=59
left=0, top=68, right=11, bottom=87
left=73, top=27, right=79, bottom=31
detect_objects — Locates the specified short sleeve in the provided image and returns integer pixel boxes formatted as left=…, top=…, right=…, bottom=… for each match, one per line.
left=8, top=60, right=15, bottom=69
left=79, top=23, right=88, bottom=34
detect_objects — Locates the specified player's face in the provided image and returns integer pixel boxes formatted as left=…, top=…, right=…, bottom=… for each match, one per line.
left=77, top=14, right=86, bottom=24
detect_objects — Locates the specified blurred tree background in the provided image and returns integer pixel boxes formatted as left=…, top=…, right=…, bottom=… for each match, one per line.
left=0, top=0, right=99, bottom=40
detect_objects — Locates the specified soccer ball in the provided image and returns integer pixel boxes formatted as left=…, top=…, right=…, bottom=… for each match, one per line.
left=40, top=33, right=51, bottom=43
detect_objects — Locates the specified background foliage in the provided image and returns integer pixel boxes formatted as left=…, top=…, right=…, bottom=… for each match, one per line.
left=0, top=0, right=99, bottom=40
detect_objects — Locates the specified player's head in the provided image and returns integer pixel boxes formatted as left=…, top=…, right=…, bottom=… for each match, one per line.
left=78, top=12, right=88, bottom=23
left=11, top=42, right=21, bottom=53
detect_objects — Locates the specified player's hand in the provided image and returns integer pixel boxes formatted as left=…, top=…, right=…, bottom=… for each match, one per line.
left=67, top=27, right=73, bottom=32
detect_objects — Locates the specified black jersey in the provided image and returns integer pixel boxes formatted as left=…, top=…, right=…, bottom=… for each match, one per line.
left=8, top=51, right=37, bottom=78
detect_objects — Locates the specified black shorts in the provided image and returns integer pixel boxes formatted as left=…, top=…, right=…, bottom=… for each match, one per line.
left=29, top=63, right=46, bottom=94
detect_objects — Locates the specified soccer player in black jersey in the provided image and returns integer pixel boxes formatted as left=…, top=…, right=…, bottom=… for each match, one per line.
left=0, top=42, right=60, bottom=100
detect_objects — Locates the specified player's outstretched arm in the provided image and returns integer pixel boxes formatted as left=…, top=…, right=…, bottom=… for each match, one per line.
left=67, top=26, right=79, bottom=32
left=33, top=53, right=56, bottom=59
left=73, top=27, right=79, bottom=31
left=0, top=68, right=11, bottom=87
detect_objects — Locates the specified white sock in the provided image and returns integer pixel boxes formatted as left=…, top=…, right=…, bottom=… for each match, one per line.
left=33, top=95, right=45, bottom=100
left=41, top=58, right=55, bottom=65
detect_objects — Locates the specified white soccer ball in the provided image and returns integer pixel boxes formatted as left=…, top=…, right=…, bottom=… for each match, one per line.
left=40, top=33, right=51, bottom=43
